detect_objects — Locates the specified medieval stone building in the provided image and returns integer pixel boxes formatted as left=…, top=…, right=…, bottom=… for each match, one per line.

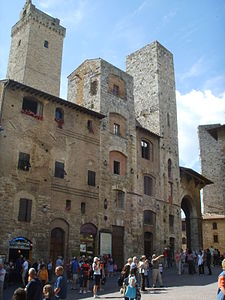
left=0, top=0, right=211, bottom=267
left=198, top=124, right=225, bottom=254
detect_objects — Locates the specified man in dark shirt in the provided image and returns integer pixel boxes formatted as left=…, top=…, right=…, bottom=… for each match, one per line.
left=25, top=268, right=42, bottom=300
left=54, top=266, right=67, bottom=300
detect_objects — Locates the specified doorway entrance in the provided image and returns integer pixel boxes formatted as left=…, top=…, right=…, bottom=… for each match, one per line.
left=144, top=232, right=153, bottom=259
left=50, top=228, right=65, bottom=265
left=8, top=237, right=32, bottom=263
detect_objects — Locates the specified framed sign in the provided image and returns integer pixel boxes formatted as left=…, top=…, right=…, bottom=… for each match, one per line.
left=80, top=243, right=86, bottom=253
left=100, top=232, right=112, bottom=256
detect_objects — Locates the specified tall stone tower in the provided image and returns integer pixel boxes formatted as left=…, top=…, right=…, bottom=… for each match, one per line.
left=126, top=41, right=181, bottom=248
left=6, top=0, right=66, bottom=97
left=198, top=124, right=225, bottom=214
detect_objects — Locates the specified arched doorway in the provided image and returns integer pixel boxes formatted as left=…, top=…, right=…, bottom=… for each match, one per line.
left=50, top=228, right=65, bottom=265
left=80, top=223, right=97, bottom=257
left=144, top=232, right=153, bottom=259
left=9, top=237, right=32, bottom=263
left=181, top=196, right=202, bottom=251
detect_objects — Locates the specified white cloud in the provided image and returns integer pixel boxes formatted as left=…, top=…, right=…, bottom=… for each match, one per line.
left=176, top=89, right=225, bottom=171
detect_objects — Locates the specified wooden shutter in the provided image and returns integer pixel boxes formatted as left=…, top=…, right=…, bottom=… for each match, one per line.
left=26, top=199, right=32, bottom=222
left=18, top=198, right=27, bottom=221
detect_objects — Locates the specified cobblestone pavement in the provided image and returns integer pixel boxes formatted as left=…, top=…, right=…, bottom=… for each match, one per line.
left=3, top=265, right=220, bottom=300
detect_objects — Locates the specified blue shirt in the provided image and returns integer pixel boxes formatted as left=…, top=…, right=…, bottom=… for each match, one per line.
left=55, top=275, right=67, bottom=299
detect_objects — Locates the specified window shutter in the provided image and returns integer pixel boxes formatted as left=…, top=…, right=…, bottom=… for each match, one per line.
left=26, top=199, right=32, bottom=222
left=18, top=199, right=27, bottom=221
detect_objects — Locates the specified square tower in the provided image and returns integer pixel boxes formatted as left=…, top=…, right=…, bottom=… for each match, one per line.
left=6, top=1, right=66, bottom=97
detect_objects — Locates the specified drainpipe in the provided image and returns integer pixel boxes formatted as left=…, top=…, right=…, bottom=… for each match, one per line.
left=0, top=79, right=10, bottom=131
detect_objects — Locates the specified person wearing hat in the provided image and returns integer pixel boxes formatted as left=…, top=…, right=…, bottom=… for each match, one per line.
left=138, top=255, right=149, bottom=291
left=151, top=254, right=164, bottom=288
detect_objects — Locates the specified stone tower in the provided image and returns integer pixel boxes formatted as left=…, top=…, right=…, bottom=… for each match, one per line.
left=198, top=124, right=225, bottom=214
left=126, top=41, right=181, bottom=247
left=6, top=0, right=66, bottom=97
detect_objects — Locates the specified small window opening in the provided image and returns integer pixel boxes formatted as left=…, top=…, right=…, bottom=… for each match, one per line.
left=88, top=170, right=96, bottom=186
left=113, top=84, right=119, bottom=96
left=117, top=191, right=125, bottom=209
left=214, top=235, right=218, bottom=243
left=141, top=140, right=150, bottom=159
left=55, top=108, right=64, bottom=128
left=18, top=152, right=31, bottom=171
left=213, top=222, right=217, bottom=230
left=81, top=202, right=86, bottom=214
left=87, top=120, right=94, bottom=133
left=66, top=200, right=71, bottom=210
left=44, top=40, right=49, bottom=48
left=114, top=161, right=120, bottom=175
left=167, top=112, right=170, bottom=127
left=18, top=40, right=21, bottom=47
left=113, top=123, right=120, bottom=136
left=144, top=176, right=153, bottom=196
left=54, top=161, right=66, bottom=179
left=90, top=81, right=98, bottom=95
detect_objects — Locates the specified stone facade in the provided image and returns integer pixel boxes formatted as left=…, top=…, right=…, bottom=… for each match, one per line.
left=0, top=1, right=210, bottom=266
left=6, top=1, right=66, bottom=97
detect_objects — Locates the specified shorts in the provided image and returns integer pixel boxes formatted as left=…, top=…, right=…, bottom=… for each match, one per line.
left=72, top=273, right=78, bottom=281
left=94, top=274, right=101, bottom=286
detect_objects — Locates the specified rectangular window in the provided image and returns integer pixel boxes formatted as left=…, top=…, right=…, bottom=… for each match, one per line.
left=18, top=152, right=31, bottom=171
left=113, top=84, right=119, bottom=96
left=88, top=170, right=96, bottom=186
left=66, top=200, right=71, bottom=210
left=169, top=214, right=174, bottom=232
left=213, top=235, right=218, bottom=243
left=18, top=198, right=32, bottom=222
left=87, top=120, right=94, bottom=133
left=54, top=161, right=65, bottom=179
left=114, top=161, right=120, bottom=175
left=141, top=140, right=150, bottom=159
left=81, top=202, right=86, bottom=214
left=213, top=222, right=217, bottom=230
left=113, top=123, right=120, bottom=136
left=144, top=176, right=153, bottom=196
left=117, top=191, right=125, bottom=209
left=90, top=81, right=97, bottom=95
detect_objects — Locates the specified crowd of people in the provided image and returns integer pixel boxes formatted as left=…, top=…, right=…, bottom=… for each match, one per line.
left=0, top=246, right=225, bottom=300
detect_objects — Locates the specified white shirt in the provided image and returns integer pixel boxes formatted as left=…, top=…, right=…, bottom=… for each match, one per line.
left=0, top=268, right=6, bottom=282
left=23, top=260, right=29, bottom=271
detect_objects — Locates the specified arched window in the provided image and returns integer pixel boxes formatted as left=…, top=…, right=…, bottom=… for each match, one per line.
left=55, top=108, right=64, bottom=128
left=212, top=222, right=217, bottom=230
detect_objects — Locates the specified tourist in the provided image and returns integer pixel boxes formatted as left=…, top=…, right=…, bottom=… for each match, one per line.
left=25, top=268, right=42, bottom=300
left=206, top=249, right=212, bottom=275
left=217, top=259, right=225, bottom=300
left=124, top=268, right=137, bottom=300
left=54, top=266, right=67, bottom=300
left=12, top=287, right=27, bottom=300
left=92, top=257, right=101, bottom=298
left=107, top=255, right=114, bottom=277
left=43, top=284, right=54, bottom=300
left=175, top=250, right=181, bottom=275
left=138, top=255, right=148, bottom=291
left=22, top=258, right=29, bottom=286
left=0, top=261, right=6, bottom=300
left=47, top=260, right=53, bottom=282
left=197, top=250, right=205, bottom=275
left=71, top=257, right=79, bottom=290
left=38, top=264, right=48, bottom=286
left=151, top=254, right=164, bottom=288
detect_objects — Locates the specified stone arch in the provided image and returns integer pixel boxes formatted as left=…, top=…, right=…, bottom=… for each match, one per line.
left=181, top=195, right=202, bottom=250
left=80, top=223, right=97, bottom=257
left=49, top=218, right=69, bottom=264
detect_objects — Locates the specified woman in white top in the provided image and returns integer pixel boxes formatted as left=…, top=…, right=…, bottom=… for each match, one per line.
left=92, top=257, right=101, bottom=298
left=198, top=250, right=205, bottom=275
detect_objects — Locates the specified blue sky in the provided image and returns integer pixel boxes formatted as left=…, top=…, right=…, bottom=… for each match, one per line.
left=0, top=0, right=225, bottom=173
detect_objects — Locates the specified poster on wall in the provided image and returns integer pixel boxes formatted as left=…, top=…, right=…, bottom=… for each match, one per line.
left=100, top=232, right=112, bottom=255
left=80, top=243, right=86, bottom=253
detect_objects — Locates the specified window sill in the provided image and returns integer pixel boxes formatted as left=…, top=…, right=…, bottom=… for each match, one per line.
left=21, top=109, right=43, bottom=120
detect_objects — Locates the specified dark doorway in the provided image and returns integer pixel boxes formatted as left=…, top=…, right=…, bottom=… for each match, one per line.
left=112, top=226, right=124, bottom=270
left=144, top=232, right=153, bottom=259
left=181, top=198, right=192, bottom=250
left=50, top=228, right=65, bottom=266
left=8, top=237, right=32, bottom=263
